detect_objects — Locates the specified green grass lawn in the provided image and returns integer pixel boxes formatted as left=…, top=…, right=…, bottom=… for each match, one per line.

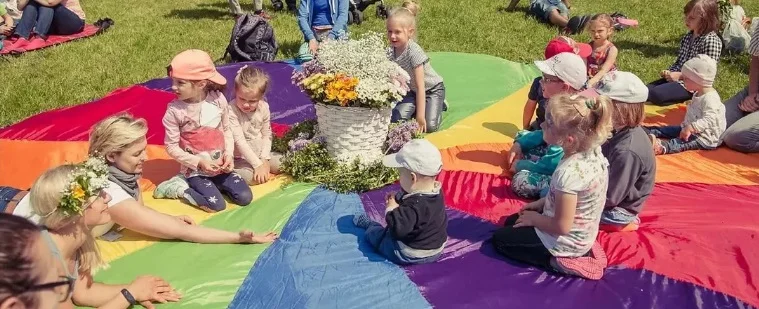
left=1, top=0, right=758, bottom=126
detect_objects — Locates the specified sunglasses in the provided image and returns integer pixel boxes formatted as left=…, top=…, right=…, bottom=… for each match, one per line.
left=22, top=276, right=75, bottom=303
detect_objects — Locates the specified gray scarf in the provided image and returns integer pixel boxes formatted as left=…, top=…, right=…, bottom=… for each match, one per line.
left=107, top=165, right=140, bottom=199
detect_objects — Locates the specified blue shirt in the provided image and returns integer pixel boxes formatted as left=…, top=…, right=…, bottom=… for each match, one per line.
left=311, top=0, right=333, bottom=27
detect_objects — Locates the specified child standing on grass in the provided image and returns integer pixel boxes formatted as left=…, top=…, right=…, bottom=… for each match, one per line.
left=647, top=0, right=722, bottom=106
left=509, top=52, right=588, bottom=199
left=647, top=54, right=725, bottom=155
left=229, top=65, right=283, bottom=185
left=586, top=14, right=618, bottom=88
left=591, top=71, right=656, bottom=232
left=353, top=139, right=448, bottom=265
left=523, top=36, right=591, bottom=131
left=493, top=93, right=613, bottom=280
left=387, top=5, right=446, bottom=133
left=158, top=49, right=253, bottom=213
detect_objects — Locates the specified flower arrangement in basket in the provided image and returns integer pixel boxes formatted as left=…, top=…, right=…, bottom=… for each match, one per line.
left=291, top=32, right=411, bottom=164
left=292, top=32, right=410, bottom=109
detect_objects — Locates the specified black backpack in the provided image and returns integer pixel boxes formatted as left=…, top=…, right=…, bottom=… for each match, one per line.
left=225, top=13, right=278, bottom=62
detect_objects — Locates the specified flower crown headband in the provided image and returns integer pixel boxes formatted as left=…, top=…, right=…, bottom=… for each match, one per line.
left=45, top=156, right=110, bottom=217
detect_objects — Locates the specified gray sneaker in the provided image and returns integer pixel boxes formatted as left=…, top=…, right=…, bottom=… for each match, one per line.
left=153, top=175, right=189, bottom=199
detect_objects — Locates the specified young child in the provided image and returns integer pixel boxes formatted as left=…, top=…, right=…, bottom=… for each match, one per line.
left=387, top=5, right=446, bottom=133
left=353, top=139, right=448, bottom=265
left=647, top=54, right=725, bottom=155
left=586, top=14, right=619, bottom=88
left=592, top=71, right=656, bottom=232
left=523, top=36, right=591, bottom=131
left=647, top=0, right=722, bottom=106
left=228, top=65, right=283, bottom=185
left=161, top=49, right=253, bottom=213
left=509, top=52, right=589, bottom=199
left=0, top=0, right=13, bottom=49
left=493, top=93, right=613, bottom=280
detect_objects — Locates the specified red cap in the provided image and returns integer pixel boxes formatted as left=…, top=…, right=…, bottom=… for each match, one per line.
left=544, top=36, right=592, bottom=59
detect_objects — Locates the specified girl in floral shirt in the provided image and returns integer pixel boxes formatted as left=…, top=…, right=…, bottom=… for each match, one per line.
left=492, top=93, right=613, bottom=280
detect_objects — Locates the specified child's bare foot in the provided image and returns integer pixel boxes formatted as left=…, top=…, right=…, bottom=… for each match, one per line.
left=648, top=134, right=665, bottom=155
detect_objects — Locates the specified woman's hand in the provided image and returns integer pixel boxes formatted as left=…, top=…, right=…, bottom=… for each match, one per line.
left=740, top=94, right=759, bottom=113
left=308, top=39, right=319, bottom=55
left=126, top=276, right=179, bottom=305
left=253, top=162, right=271, bottom=184
left=666, top=71, right=682, bottom=82
left=238, top=230, right=278, bottom=244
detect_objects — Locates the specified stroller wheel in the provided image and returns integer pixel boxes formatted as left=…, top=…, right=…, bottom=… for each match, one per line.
left=348, top=10, right=355, bottom=24
left=353, top=10, right=363, bottom=25
left=376, top=4, right=388, bottom=19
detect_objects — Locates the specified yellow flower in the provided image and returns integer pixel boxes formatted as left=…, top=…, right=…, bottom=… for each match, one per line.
left=72, top=185, right=86, bottom=201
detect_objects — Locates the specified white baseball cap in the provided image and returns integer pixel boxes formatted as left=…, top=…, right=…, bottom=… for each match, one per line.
left=383, top=139, right=442, bottom=176
left=592, top=71, right=649, bottom=104
left=534, top=53, right=588, bottom=91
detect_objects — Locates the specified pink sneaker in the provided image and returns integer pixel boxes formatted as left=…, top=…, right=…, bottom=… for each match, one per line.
left=22, top=37, right=47, bottom=51
left=550, top=242, right=608, bottom=280
left=6, top=37, right=30, bottom=50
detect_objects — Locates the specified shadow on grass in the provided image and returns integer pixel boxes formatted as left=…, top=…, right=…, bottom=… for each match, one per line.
left=279, top=40, right=303, bottom=59
left=615, top=40, right=679, bottom=58
left=164, top=8, right=230, bottom=20
left=197, top=2, right=230, bottom=9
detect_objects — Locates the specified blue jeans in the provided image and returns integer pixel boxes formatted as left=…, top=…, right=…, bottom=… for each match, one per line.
left=185, top=172, right=253, bottom=212
left=0, top=187, right=23, bottom=213
left=13, top=2, right=84, bottom=39
left=364, top=222, right=442, bottom=265
left=391, top=82, right=446, bottom=133
left=601, top=207, right=639, bottom=225
left=529, top=0, right=569, bottom=21
left=645, top=125, right=706, bottom=154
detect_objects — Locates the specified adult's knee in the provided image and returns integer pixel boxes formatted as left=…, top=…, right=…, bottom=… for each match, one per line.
left=723, top=130, right=759, bottom=153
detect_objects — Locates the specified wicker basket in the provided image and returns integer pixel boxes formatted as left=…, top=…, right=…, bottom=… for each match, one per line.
left=314, top=103, right=392, bottom=164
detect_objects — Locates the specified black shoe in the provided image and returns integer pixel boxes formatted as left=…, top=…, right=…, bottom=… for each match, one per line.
left=566, top=15, right=591, bottom=34
left=272, top=0, right=284, bottom=11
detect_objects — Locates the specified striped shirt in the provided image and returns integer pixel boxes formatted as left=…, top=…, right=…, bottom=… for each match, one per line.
left=389, top=41, right=444, bottom=92
left=669, top=31, right=722, bottom=72
left=750, top=24, right=759, bottom=57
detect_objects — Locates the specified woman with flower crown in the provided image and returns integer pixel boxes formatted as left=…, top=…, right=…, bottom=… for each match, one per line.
left=23, top=162, right=182, bottom=308
left=5, top=114, right=278, bottom=245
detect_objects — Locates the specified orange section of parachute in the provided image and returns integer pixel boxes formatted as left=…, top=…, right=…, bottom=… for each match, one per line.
left=0, top=139, right=178, bottom=190
left=440, top=142, right=759, bottom=186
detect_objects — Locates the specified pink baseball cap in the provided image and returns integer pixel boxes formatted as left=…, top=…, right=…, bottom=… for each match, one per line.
left=168, top=49, right=227, bottom=85
left=544, top=36, right=592, bottom=59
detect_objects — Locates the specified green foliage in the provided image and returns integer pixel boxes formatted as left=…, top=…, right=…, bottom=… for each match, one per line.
left=272, top=120, right=317, bottom=154
left=275, top=121, right=399, bottom=193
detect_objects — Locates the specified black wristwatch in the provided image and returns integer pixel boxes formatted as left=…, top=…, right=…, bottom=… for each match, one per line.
left=121, top=289, right=137, bottom=306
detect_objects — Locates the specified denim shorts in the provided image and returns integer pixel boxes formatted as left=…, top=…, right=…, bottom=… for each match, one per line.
left=0, top=187, right=24, bottom=214
left=529, top=0, right=569, bottom=21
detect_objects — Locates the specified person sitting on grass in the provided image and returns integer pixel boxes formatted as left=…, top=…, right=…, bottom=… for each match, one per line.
left=296, top=0, right=349, bottom=62
left=5, top=0, right=86, bottom=51
left=353, top=139, right=448, bottom=265
left=506, top=0, right=591, bottom=34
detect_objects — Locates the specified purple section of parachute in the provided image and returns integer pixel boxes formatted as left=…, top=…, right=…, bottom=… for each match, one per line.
left=359, top=184, right=752, bottom=309
left=140, top=61, right=315, bottom=126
